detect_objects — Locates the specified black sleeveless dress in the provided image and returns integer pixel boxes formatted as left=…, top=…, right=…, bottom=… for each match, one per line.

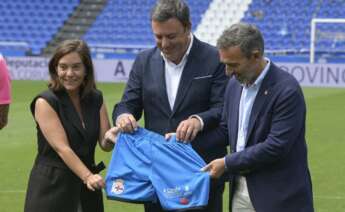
left=24, top=89, right=104, bottom=212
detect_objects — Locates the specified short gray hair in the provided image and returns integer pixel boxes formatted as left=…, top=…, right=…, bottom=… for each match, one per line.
left=217, top=23, right=264, bottom=58
left=151, top=0, right=191, bottom=28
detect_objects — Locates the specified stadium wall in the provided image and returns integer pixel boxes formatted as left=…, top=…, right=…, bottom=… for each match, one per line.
left=5, top=56, right=345, bottom=87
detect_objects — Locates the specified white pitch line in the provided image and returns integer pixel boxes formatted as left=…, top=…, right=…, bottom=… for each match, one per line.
left=314, top=195, right=345, bottom=200
left=0, top=190, right=344, bottom=200
left=0, top=189, right=108, bottom=194
left=0, top=190, right=25, bottom=193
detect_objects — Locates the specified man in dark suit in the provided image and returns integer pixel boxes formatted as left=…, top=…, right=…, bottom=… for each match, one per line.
left=112, top=0, right=228, bottom=211
left=203, top=23, right=314, bottom=212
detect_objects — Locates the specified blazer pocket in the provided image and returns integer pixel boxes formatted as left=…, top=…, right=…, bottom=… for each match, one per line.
left=191, top=75, right=212, bottom=87
left=190, top=77, right=211, bottom=102
left=193, top=74, right=213, bottom=80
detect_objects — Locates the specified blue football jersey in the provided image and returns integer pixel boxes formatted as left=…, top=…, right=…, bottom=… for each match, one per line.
left=105, top=128, right=210, bottom=210
left=151, top=135, right=210, bottom=210
left=105, top=128, right=156, bottom=203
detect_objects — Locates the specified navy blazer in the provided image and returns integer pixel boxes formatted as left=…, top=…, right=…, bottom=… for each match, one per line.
left=221, top=63, right=314, bottom=212
left=113, top=37, right=228, bottom=163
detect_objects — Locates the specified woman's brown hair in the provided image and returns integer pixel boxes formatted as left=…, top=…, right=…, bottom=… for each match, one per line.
left=48, top=39, right=96, bottom=98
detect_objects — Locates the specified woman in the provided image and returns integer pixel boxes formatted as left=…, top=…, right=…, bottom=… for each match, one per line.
left=24, top=39, right=119, bottom=212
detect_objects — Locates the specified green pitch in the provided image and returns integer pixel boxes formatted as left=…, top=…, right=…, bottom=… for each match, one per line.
left=0, top=80, right=344, bottom=212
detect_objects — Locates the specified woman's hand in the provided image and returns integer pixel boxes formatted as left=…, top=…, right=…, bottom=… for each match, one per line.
left=84, top=173, right=105, bottom=191
left=104, top=126, right=121, bottom=145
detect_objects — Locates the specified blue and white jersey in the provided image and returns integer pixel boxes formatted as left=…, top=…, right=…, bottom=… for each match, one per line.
left=105, top=128, right=210, bottom=211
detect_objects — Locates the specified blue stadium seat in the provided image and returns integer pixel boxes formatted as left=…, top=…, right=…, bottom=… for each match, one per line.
left=242, top=0, right=345, bottom=52
left=0, top=0, right=78, bottom=55
left=83, top=0, right=212, bottom=48
left=1, top=0, right=343, bottom=56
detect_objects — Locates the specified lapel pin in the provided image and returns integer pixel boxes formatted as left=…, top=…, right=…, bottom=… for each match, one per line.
left=264, top=90, right=268, bottom=95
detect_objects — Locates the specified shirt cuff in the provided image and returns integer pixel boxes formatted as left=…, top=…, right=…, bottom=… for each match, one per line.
left=189, top=115, right=204, bottom=130
left=224, top=157, right=228, bottom=171
left=115, top=113, right=132, bottom=126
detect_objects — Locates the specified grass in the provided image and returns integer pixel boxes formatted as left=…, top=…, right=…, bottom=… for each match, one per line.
left=1, top=80, right=345, bottom=211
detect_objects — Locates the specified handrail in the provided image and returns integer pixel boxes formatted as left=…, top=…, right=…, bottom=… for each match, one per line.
left=0, top=41, right=29, bottom=49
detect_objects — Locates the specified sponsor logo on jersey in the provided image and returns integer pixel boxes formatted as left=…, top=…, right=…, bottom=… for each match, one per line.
left=163, top=184, right=192, bottom=204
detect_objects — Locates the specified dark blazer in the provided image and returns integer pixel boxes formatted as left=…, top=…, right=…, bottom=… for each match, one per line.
left=24, top=89, right=104, bottom=212
left=222, top=63, right=314, bottom=212
left=113, top=37, right=228, bottom=163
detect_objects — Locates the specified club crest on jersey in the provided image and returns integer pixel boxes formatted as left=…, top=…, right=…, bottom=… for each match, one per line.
left=111, top=179, right=125, bottom=194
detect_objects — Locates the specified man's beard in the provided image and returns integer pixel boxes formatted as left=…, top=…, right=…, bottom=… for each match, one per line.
left=235, top=72, right=256, bottom=86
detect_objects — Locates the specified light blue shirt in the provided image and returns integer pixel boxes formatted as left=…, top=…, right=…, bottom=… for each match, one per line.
left=236, top=59, right=271, bottom=152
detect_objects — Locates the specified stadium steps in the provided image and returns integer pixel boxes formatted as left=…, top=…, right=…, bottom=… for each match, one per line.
left=43, top=0, right=107, bottom=56
left=195, top=0, right=252, bottom=46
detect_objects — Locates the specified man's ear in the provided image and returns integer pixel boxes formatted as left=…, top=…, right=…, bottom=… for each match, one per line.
left=185, top=22, right=192, bottom=33
left=252, top=50, right=261, bottom=60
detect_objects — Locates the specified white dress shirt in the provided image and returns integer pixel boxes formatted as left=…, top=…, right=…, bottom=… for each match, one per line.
left=161, top=34, right=194, bottom=110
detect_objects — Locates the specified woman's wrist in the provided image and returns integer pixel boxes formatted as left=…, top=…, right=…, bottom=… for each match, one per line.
left=103, top=137, right=115, bottom=148
left=83, top=172, right=92, bottom=184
